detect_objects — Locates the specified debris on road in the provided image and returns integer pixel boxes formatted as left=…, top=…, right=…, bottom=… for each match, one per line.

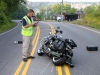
left=14, top=41, right=23, bottom=44
left=86, top=45, right=98, bottom=51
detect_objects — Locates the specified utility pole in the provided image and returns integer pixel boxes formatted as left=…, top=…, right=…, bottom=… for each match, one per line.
left=61, top=0, right=63, bottom=22
left=46, top=7, right=47, bottom=19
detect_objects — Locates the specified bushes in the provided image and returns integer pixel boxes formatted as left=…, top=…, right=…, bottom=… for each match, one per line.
left=0, top=12, right=16, bottom=33
left=0, top=12, right=9, bottom=25
left=83, top=5, right=100, bottom=26
left=70, top=5, right=100, bottom=30
left=0, top=0, right=26, bottom=33
left=12, top=4, right=28, bottom=19
left=0, top=22, right=16, bottom=33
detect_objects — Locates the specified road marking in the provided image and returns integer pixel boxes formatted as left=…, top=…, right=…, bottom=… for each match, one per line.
left=56, top=66, right=62, bottom=75
left=64, top=65, right=71, bottom=75
left=14, top=27, right=38, bottom=75
left=48, top=24, right=63, bottom=75
left=48, top=23, right=70, bottom=75
left=48, top=24, right=55, bottom=34
left=65, top=23, right=100, bottom=34
left=75, top=25, right=100, bottom=34
left=21, top=26, right=40, bottom=75
left=14, top=61, right=24, bottom=75
left=40, top=60, right=52, bottom=75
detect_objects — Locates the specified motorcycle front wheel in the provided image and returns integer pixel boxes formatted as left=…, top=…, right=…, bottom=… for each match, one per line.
left=52, top=56, right=67, bottom=66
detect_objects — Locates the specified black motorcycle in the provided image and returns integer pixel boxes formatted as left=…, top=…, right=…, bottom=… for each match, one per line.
left=37, top=27, right=77, bottom=67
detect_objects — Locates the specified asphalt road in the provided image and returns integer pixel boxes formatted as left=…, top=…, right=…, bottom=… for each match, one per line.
left=0, top=20, right=100, bottom=75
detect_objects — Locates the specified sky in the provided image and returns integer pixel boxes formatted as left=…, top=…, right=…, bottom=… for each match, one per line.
left=27, top=0, right=100, bottom=2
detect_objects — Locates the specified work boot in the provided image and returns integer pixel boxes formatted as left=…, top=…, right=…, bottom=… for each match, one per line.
left=27, top=56, right=35, bottom=59
left=23, top=58, right=27, bottom=62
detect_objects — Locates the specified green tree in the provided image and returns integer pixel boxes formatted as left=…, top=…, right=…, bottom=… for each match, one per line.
left=84, top=5, right=100, bottom=23
left=12, top=4, right=28, bottom=19
left=36, top=13, right=42, bottom=20
left=0, top=0, right=7, bottom=25
left=69, top=8, right=77, bottom=14
left=63, top=3, right=71, bottom=13
left=0, top=0, right=27, bottom=33
left=51, top=3, right=61, bottom=15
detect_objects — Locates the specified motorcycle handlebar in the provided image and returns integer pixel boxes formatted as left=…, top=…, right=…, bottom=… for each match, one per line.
left=55, top=30, right=63, bottom=34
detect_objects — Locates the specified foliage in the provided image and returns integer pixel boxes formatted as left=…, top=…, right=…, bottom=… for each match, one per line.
left=12, top=4, right=28, bottom=19
left=83, top=5, right=100, bottom=25
left=0, top=22, right=16, bottom=33
left=69, top=8, right=77, bottom=14
left=0, top=0, right=27, bottom=33
left=3, top=0, right=26, bottom=14
left=37, top=2, right=76, bottom=20
left=36, top=13, right=42, bottom=20
left=63, top=3, right=71, bottom=13
left=26, top=2, right=77, bottom=20
left=68, top=5, right=100, bottom=30
left=50, top=3, right=71, bottom=15
left=51, top=3, right=61, bottom=15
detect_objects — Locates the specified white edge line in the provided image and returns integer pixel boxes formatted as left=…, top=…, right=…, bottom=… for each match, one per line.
left=0, top=23, right=19, bottom=36
left=40, top=60, right=52, bottom=75
left=66, top=23, right=100, bottom=34
left=41, top=21, right=100, bottom=34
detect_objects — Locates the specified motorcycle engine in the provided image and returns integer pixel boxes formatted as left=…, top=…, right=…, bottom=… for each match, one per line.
left=43, top=44, right=61, bottom=57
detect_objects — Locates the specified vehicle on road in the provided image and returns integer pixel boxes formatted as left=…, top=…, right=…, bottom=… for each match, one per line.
left=57, top=15, right=64, bottom=22
left=37, top=27, right=77, bottom=67
left=57, top=16, right=61, bottom=22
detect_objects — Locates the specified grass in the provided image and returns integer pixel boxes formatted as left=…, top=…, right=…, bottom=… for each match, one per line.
left=64, top=19, right=100, bottom=30
left=0, top=22, right=16, bottom=34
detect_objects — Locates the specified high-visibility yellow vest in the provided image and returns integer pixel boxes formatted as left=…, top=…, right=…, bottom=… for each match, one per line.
left=21, top=16, right=34, bottom=36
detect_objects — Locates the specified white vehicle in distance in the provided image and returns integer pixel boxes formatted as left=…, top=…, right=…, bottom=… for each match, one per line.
left=57, top=15, right=64, bottom=22
left=57, top=16, right=61, bottom=22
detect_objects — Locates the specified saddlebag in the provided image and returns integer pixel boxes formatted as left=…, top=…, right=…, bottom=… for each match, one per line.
left=65, top=39, right=77, bottom=47
left=53, top=39, right=65, bottom=53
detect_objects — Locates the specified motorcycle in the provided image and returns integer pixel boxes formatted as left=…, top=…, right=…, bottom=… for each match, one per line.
left=37, top=27, right=77, bottom=67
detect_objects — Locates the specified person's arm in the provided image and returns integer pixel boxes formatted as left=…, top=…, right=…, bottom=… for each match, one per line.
left=22, top=19, right=35, bottom=28
left=23, top=24, right=34, bottom=28
left=33, top=21, right=39, bottom=27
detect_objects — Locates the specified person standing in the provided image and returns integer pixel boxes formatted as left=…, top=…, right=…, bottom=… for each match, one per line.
left=21, top=9, right=37, bottom=62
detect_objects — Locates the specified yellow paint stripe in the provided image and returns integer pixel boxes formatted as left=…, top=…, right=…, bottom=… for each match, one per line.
left=14, top=27, right=38, bottom=75
left=50, top=24, right=56, bottom=34
left=21, top=26, right=40, bottom=75
left=31, top=26, right=40, bottom=56
left=32, top=27, right=39, bottom=45
left=14, top=61, right=24, bottom=75
left=56, top=66, right=62, bottom=75
left=45, top=22, right=71, bottom=75
left=51, top=24, right=70, bottom=75
left=48, top=24, right=63, bottom=75
left=48, top=24, right=54, bottom=34
left=64, top=65, right=70, bottom=75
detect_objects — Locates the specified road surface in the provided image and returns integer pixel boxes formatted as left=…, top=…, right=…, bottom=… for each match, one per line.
left=0, top=20, right=100, bottom=75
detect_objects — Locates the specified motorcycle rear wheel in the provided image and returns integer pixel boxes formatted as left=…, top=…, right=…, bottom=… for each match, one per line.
left=52, top=56, right=67, bottom=66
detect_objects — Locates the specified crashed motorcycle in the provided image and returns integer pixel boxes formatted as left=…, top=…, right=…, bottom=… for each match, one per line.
left=37, top=27, right=77, bottom=67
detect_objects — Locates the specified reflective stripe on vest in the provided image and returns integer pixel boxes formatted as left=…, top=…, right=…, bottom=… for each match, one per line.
left=21, top=16, right=34, bottom=36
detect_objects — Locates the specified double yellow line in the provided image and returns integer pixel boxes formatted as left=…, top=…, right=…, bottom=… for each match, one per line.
left=14, top=26, right=40, bottom=75
left=48, top=24, right=71, bottom=75
left=14, top=23, right=70, bottom=75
